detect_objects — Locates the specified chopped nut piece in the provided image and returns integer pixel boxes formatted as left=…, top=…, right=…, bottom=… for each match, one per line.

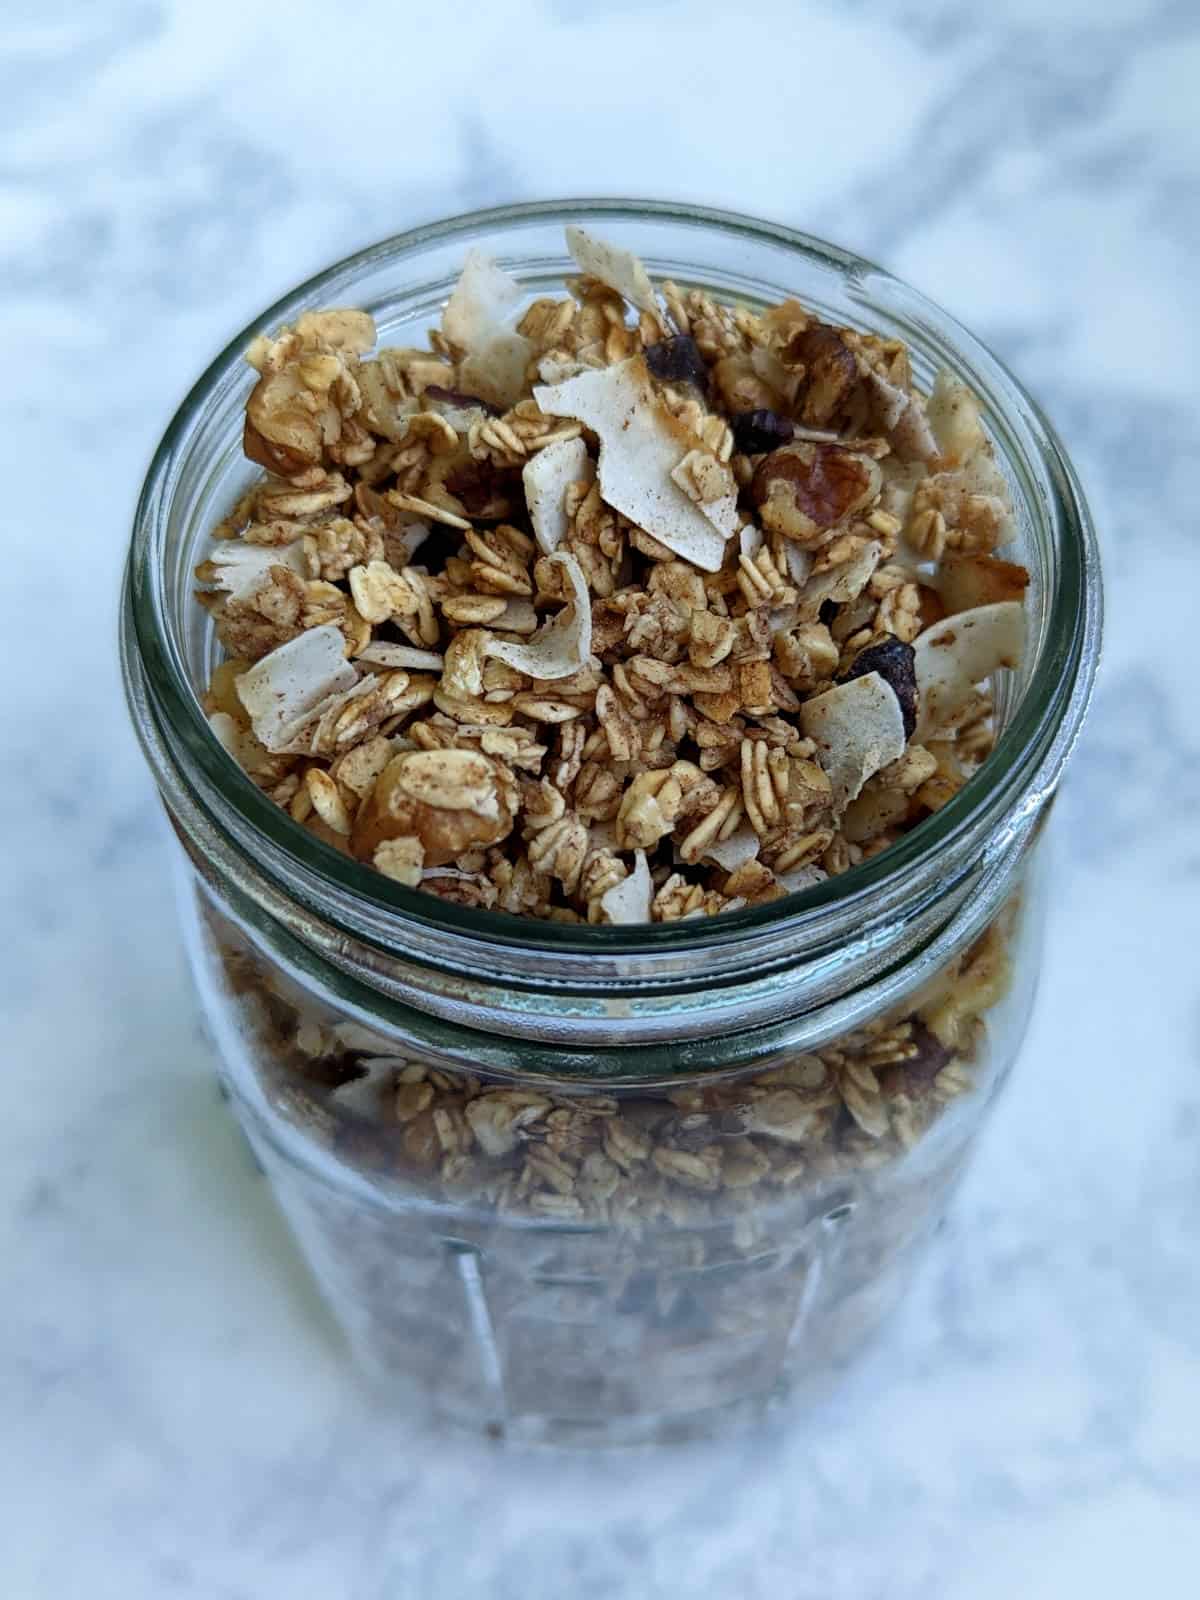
left=352, top=749, right=517, bottom=867
left=752, top=443, right=882, bottom=546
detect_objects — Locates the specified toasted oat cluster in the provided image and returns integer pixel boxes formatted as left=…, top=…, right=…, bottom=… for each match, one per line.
left=224, top=907, right=1012, bottom=1228
left=197, top=227, right=1029, bottom=923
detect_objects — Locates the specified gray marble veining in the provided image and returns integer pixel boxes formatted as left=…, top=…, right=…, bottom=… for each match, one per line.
left=2, top=2, right=1197, bottom=1596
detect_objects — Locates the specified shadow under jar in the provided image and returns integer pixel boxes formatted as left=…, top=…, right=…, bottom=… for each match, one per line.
left=121, top=201, right=1101, bottom=1446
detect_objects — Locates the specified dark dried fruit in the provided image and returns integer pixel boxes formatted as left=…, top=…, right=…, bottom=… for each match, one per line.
left=730, top=408, right=795, bottom=455
left=839, top=636, right=918, bottom=739
left=751, top=442, right=882, bottom=545
left=644, top=335, right=709, bottom=394
left=423, top=383, right=501, bottom=416
left=441, top=459, right=516, bottom=518
left=782, top=324, right=859, bottom=426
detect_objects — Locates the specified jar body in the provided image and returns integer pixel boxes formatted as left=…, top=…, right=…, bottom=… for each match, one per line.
left=181, top=847, right=1041, bottom=1444
left=122, top=203, right=1100, bottom=1444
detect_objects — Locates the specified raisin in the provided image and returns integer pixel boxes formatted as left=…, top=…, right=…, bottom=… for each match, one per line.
left=731, top=408, right=795, bottom=455
left=423, top=384, right=501, bottom=416
left=644, top=335, right=709, bottom=394
left=839, top=636, right=918, bottom=739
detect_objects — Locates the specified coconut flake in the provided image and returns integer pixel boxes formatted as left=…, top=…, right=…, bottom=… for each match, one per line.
left=935, top=553, right=1029, bottom=614
left=235, top=625, right=358, bottom=752
left=523, top=435, right=593, bottom=554
left=442, top=249, right=522, bottom=350
left=355, top=642, right=445, bottom=671
left=202, top=539, right=306, bottom=601
left=275, top=676, right=380, bottom=757
left=703, top=826, right=761, bottom=873
left=797, top=540, right=883, bottom=622
left=599, top=849, right=652, bottom=924
left=739, top=523, right=764, bottom=560
left=926, top=370, right=986, bottom=466
left=912, top=601, right=1025, bottom=740
left=484, top=551, right=591, bottom=680
left=534, top=357, right=737, bottom=571
left=565, top=225, right=659, bottom=318
left=865, top=370, right=937, bottom=462
left=782, top=542, right=813, bottom=589
left=459, top=332, right=534, bottom=411
left=799, top=672, right=908, bottom=810
left=439, top=250, right=533, bottom=409
left=775, top=864, right=828, bottom=894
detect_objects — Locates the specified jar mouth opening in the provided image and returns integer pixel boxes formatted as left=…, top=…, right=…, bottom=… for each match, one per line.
left=124, top=197, right=1101, bottom=959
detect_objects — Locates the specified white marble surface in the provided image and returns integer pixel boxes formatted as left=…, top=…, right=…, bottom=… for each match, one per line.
left=3, top=1, right=1199, bottom=1595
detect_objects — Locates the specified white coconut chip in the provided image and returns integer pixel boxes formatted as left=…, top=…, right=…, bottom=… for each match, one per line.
left=442, top=248, right=522, bottom=350
left=565, top=225, right=659, bottom=318
left=484, top=551, right=591, bottom=680
left=534, top=357, right=737, bottom=572
left=912, top=601, right=1025, bottom=741
left=739, top=523, right=764, bottom=560
left=523, top=435, right=593, bottom=554
left=799, top=672, right=908, bottom=810
left=355, top=642, right=445, bottom=671
left=865, top=370, right=938, bottom=462
left=702, top=826, right=761, bottom=873
left=202, top=539, right=307, bottom=601
left=235, top=624, right=358, bottom=753
left=276, top=676, right=381, bottom=757
left=796, top=539, right=883, bottom=622
left=459, top=332, right=534, bottom=411
left=440, top=249, right=534, bottom=410
left=926, top=370, right=987, bottom=465
left=775, top=864, right=828, bottom=894
left=599, top=849, right=652, bottom=924
left=782, top=542, right=813, bottom=589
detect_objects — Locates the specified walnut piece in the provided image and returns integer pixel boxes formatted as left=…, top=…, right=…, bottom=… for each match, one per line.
left=352, top=750, right=517, bottom=867
left=752, top=443, right=882, bottom=547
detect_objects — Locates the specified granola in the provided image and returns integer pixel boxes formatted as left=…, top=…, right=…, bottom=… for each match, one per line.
left=195, top=227, right=1027, bottom=924
left=203, top=886, right=1020, bottom=1429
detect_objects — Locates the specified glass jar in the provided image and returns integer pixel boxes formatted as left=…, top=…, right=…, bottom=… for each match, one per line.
left=120, top=200, right=1101, bottom=1445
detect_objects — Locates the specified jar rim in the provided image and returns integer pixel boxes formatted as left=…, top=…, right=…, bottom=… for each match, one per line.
left=123, top=198, right=1101, bottom=992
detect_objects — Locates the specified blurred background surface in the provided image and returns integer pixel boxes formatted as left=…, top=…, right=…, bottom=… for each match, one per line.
left=2, top=2, right=1197, bottom=1596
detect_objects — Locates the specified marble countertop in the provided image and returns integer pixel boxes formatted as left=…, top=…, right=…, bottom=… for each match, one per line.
left=4, top=2, right=1198, bottom=1595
